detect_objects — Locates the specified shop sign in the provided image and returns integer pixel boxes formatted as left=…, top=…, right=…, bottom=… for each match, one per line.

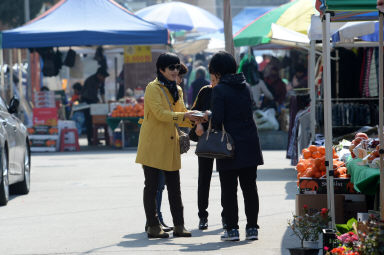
left=124, top=46, right=152, bottom=63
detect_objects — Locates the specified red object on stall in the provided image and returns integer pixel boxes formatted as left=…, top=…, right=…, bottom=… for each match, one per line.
left=59, top=128, right=80, bottom=152
left=33, top=107, right=58, bottom=126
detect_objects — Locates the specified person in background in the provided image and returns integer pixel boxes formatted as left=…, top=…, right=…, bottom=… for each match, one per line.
left=190, top=66, right=210, bottom=105
left=152, top=62, right=189, bottom=233
left=207, top=51, right=263, bottom=241
left=290, top=64, right=308, bottom=90
left=189, top=73, right=221, bottom=230
left=70, top=82, right=85, bottom=135
left=238, top=52, right=274, bottom=109
left=136, top=53, right=201, bottom=239
left=69, top=82, right=82, bottom=107
left=80, top=67, right=109, bottom=145
left=263, top=67, right=287, bottom=112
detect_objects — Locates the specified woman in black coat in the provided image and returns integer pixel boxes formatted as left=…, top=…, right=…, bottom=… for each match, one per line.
left=208, top=51, right=264, bottom=241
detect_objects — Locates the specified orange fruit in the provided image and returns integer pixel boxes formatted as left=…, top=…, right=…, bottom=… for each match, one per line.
left=309, top=145, right=318, bottom=152
left=303, top=149, right=312, bottom=159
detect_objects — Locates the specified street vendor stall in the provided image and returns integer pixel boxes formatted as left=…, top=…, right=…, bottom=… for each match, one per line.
left=0, top=0, right=168, bottom=150
left=316, top=0, right=383, bottom=223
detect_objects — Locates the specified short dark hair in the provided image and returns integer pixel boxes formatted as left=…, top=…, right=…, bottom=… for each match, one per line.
left=195, top=66, right=206, bottom=79
left=178, top=62, right=188, bottom=76
left=156, top=52, right=180, bottom=75
left=208, top=51, right=237, bottom=76
left=72, top=82, right=82, bottom=91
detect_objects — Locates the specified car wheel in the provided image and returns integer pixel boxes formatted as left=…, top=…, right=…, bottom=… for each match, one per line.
left=12, top=146, right=30, bottom=195
left=0, top=149, right=9, bottom=206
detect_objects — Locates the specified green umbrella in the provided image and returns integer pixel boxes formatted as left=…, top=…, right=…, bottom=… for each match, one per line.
left=234, top=1, right=296, bottom=47
left=234, top=0, right=317, bottom=47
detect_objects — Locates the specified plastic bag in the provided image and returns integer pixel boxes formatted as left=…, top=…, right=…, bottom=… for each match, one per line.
left=253, top=108, right=279, bottom=131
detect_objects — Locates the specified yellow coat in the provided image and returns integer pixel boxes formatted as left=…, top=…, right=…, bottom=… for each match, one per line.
left=135, top=78, right=191, bottom=171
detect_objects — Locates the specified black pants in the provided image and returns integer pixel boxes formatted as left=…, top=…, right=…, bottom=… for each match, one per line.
left=83, top=108, right=93, bottom=144
left=143, top=165, right=184, bottom=227
left=219, top=166, right=259, bottom=230
left=198, top=157, right=214, bottom=219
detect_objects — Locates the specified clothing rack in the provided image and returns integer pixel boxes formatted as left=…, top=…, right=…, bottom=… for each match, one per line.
left=316, top=97, right=379, bottom=102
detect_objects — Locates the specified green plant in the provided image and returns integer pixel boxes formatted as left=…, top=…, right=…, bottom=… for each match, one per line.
left=288, top=205, right=331, bottom=248
left=336, top=218, right=358, bottom=234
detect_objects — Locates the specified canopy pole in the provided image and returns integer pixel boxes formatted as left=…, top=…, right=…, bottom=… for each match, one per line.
left=322, top=13, right=335, bottom=228
left=17, top=49, right=23, bottom=101
left=0, top=49, right=4, bottom=99
left=223, top=0, right=234, bottom=56
left=9, top=50, right=14, bottom=99
left=309, top=40, right=316, bottom=143
left=379, top=11, right=384, bottom=220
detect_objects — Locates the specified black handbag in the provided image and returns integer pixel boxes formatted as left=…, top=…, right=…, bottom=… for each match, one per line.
left=160, top=86, right=190, bottom=154
left=195, top=120, right=234, bottom=159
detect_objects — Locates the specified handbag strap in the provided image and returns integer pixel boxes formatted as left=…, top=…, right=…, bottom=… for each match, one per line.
left=205, top=119, right=228, bottom=143
left=159, top=85, right=182, bottom=135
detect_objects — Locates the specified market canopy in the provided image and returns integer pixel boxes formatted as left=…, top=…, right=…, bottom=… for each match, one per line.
left=316, top=0, right=378, bottom=21
left=2, top=0, right=169, bottom=49
left=234, top=0, right=317, bottom=47
left=135, top=1, right=223, bottom=32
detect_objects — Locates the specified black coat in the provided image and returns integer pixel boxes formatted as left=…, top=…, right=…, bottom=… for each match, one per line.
left=211, top=73, right=264, bottom=171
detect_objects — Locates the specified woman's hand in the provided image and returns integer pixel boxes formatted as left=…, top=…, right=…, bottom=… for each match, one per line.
left=203, top=110, right=211, bottom=122
left=195, top=123, right=204, bottom=136
left=184, top=111, right=203, bottom=122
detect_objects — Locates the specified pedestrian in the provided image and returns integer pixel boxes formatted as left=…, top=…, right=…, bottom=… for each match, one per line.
left=80, top=67, right=109, bottom=145
left=207, top=51, right=264, bottom=241
left=264, top=67, right=287, bottom=111
left=190, top=66, right=210, bottom=105
left=135, top=52, right=201, bottom=238
left=153, top=62, right=189, bottom=233
left=189, top=73, right=221, bottom=230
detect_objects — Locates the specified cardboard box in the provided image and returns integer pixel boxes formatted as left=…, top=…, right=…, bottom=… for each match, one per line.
left=296, top=194, right=345, bottom=224
left=33, top=108, right=58, bottom=126
left=92, top=115, right=107, bottom=125
left=29, top=135, right=58, bottom=152
left=27, top=126, right=58, bottom=135
left=299, top=177, right=356, bottom=194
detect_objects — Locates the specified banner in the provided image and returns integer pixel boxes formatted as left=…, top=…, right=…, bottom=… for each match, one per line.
left=124, top=45, right=152, bottom=63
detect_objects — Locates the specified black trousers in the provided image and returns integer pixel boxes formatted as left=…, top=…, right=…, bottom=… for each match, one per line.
left=83, top=108, right=93, bottom=144
left=197, top=157, right=214, bottom=219
left=143, top=165, right=184, bottom=227
left=219, top=166, right=259, bottom=230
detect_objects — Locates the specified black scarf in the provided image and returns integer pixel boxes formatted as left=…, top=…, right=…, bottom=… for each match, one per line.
left=157, top=72, right=179, bottom=104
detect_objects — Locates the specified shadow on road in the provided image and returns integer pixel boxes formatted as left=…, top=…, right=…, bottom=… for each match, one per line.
left=280, top=226, right=302, bottom=254
left=117, top=228, right=251, bottom=252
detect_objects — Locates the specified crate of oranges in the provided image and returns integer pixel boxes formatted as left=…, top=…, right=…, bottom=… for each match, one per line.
left=109, top=103, right=144, bottom=118
left=296, top=145, right=355, bottom=194
left=296, top=145, right=349, bottom=180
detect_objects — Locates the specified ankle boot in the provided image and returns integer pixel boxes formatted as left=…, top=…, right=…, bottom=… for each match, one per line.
left=173, top=225, right=192, bottom=237
left=159, top=218, right=173, bottom=232
left=147, top=225, right=169, bottom=238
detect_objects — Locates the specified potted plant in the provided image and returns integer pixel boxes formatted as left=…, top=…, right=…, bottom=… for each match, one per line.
left=287, top=205, right=331, bottom=255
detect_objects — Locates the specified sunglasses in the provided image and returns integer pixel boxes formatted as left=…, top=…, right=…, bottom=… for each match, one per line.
left=167, top=64, right=181, bottom=71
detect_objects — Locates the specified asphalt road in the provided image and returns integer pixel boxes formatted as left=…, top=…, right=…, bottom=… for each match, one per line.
left=0, top=146, right=300, bottom=255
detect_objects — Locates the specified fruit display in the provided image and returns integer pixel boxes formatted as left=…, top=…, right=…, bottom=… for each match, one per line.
left=296, top=145, right=349, bottom=186
left=109, top=103, right=144, bottom=118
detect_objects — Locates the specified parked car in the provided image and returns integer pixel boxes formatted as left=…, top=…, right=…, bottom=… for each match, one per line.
left=0, top=97, right=31, bottom=206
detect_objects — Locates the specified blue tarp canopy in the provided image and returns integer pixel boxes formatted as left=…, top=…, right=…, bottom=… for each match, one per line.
left=1, top=0, right=169, bottom=49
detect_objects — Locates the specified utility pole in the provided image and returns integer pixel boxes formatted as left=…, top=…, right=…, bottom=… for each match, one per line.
left=25, top=0, right=31, bottom=102
left=223, top=0, right=234, bottom=56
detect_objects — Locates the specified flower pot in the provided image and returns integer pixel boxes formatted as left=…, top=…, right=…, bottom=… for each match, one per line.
left=303, top=240, right=319, bottom=249
left=288, top=248, right=320, bottom=255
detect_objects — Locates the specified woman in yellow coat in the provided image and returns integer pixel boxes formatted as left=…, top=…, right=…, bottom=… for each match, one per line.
left=136, top=53, right=200, bottom=238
